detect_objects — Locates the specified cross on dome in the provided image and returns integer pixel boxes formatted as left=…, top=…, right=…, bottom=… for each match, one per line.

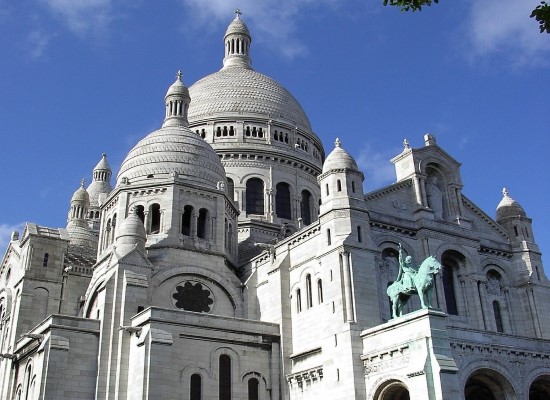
left=234, top=8, right=242, bottom=19
left=176, top=70, right=183, bottom=81
left=81, top=178, right=86, bottom=188
left=502, top=187, right=509, bottom=197
left=335, top=138, right=341, bottom=148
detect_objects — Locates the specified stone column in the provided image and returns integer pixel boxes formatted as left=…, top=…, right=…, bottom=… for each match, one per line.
left=341, top=250, right=355, bottom=322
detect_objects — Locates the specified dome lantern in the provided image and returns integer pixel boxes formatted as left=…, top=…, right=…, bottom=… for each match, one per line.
left=162, top=70, right=191, bottom=128
left=223, top=9, right=252, bottom=69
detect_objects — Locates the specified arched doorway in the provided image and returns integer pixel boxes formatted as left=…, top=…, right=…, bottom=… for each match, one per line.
left=529, top=375, right=550, bottom=400
left=465, top=369, right=515, bottom=400
left=375, top=379, right=410, bottom=400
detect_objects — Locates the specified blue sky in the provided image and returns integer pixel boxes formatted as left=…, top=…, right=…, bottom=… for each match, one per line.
left=1, top=0, right=549, bottom=271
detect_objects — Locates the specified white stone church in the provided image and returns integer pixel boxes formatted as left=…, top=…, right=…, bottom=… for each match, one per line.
left=1, top=12, right=550, bottom=400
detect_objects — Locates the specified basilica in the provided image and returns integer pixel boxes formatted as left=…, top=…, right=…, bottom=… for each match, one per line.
left=1, top=12, right=550, bottom=400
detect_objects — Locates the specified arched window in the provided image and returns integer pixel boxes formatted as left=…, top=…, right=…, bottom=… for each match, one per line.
left=219, top=355, right=231, bottom=400
left=135, top=205, right=145, bottom=223
left=246, top=178, right=264, bottom=215
left=227, top=178, right=235, bottom=200
left=337, top=179, right=342, bottom=192
left=275, top=182, right=291, bottom=220
left=150, top=204, right=160, bottom=233
left=111, top=213, right=117, bottom=242
left=24, top=364, right=32, bottom=400
left=441, top=251, right=463, bottom=316
left=317, top=279, right=323, bottom=304
left=190, top=374, right=201, bottom=400
left=296, top=289, right=302, bottom=313
left=197, top=209, right=208, bottom=239
left=301, top=190, right=312, bottom=225
left=493, top=301, right=504, bottom=332
left=42, top=253, right=49, bottom=267
left=181, top=205, right=193, bottom=236
left=306, top=274, right=313, bottom=308
left=248, top=378, right=259, bottom=400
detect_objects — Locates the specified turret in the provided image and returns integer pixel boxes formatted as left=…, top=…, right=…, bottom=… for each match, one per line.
left=162, top=70, right=191, bottom=128
left=115, top=208, right=147, bottom=255
left=222, top=9, right=252, bottom=69
left=87, top=153, right=113, bottom=230
left=496, top=187, right=536, bottom=244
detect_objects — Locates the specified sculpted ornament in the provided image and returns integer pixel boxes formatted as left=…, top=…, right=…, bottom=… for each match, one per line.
left=386, top=243, right=442, bottom=318
left=485, top=276, right=501, bottom=296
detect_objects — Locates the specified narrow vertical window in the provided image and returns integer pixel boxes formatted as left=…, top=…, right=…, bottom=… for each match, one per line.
left=248, top=378, right=259, bottom=400
left=181, top=205, right=193, bottom=236
left=351, top=181, right=356, bottom=193
left=514, top=226, right=519, bottom=236
left=246, top=178, right=264, bottom=215
left=442, top=264, right=458, bottom=315
left=306, top=274, right=313, bottom=308
left=493, top=301, right=504, bottom=333
left=301, top=190, right=312, bottom=225
left=219, top=355, right=231, bottom=400
left=150, top=204, right=161, bottom=233
left=327, top=229, right=331, bottom=246
left=317, top=280, right=323, bottom=304
left=296, top=289, right=302, bottom=313
left=190, top=374, right=201, bottom=400
left=197, top=209, right=208, bottom=239
left=325, top=184, right=329, bottom=196
left=357, top=226, right=362, bottom=243
left=275, top=182, right=291, bottom=220
left=337, top=179, right=342, bottom=192
left=227, top=178, right=234, bottom=200
left=135, top=205, right=145, bottom=223
left=42, top=253, right=49, bottom=267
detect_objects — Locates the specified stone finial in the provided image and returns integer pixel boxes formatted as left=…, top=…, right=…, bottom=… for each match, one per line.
left=403, top=139, right=410, bottom=150
left=424, top=133, right=437, bottom=146
left=502, top=187, right=509, bottom=197
left=80, top=178, right=86, bottom=188
left=176, top=70, right=183, bottom=81
left=335, top=138, right=341, bottom=148
left=11, top=231, right=19, bottom=241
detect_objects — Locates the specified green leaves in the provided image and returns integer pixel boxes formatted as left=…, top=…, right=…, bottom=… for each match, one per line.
left=382, top=0, right=440, bottom=12
left=531, top=1, right=550, bottom=33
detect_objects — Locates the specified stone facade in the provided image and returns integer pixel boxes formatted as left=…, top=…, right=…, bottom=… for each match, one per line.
left=1, top=11, right=550, bottom=400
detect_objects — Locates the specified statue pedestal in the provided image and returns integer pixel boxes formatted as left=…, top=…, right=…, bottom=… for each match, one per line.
left=360, top=309, right=459, bottom=400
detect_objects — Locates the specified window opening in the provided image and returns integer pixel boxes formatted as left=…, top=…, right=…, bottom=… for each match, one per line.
left=181, top=205, right=193, bottom=236
left=246, top=178, right=264, bottom=215
left=219, top=355, right=231, bottom=400
left=275, top=182, right=291, bottom=220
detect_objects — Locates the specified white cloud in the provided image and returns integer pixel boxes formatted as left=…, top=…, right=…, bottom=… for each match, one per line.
left=465, top=0, right=550, bottom=66
left=0, top=223, right=25, bottom=253
left=40, top=0, right=113, bottom=38
left=27, top=30, right=54, bottom=59
left=355, top=143, right=398, bottom=192
left=181, top=0, right=342, bottom=59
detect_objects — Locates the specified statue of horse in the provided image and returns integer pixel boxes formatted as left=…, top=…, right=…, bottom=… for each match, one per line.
left=386, top=255, right=442, bottom=318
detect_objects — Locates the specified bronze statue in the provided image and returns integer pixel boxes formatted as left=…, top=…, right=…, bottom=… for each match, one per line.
left=386, top=244, right=442, bottom=318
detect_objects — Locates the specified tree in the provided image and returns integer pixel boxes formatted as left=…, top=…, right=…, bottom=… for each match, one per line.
left=531, top=1, right=550, bottom=33
left=383, top=0, right=550, bottom=34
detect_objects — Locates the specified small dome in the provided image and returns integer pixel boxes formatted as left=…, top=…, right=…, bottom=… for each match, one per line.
left=88, top=154, right=113, bottom=207
left=322, top=138, right=359, bottom=174
left=116, top=210, right=147, bottom=253
left=225, top=11, right=251, bottom=39
left=66, top=224, right=98, bottom=251
left=165, top=70, right=190, bottom=99
left=71, top=180, right=90, bottom=204
left=496, top=188, right=526, bottom=221
left=116, top=126, right=226, bottom=189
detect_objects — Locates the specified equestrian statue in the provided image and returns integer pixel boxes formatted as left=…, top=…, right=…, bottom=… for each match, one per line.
left=386, top=244, right=442, bottom=318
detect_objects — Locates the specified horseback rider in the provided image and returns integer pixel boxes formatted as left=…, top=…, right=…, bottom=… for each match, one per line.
left=397, top=243, right=418, bottom=292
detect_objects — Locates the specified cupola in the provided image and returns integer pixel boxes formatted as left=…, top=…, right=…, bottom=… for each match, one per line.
left=68, top=179, right=90, bottom=227
left=115, top=208, right=147, bottom=254
left=162, top=70, right=191, bottom=128
left=223, top=9, right=252, bottom=69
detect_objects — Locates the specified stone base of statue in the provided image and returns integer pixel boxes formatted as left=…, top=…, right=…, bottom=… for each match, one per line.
left=360, top=309, right=459, bottom=400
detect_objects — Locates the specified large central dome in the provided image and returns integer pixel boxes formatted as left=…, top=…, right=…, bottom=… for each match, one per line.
left=188, top=68, right=312, bottom=131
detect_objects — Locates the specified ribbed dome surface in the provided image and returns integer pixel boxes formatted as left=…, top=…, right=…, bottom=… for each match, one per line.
left=87, top=181, right=112, bottom=206
left=116, top=126, right=226, bottom=188
left=71, top=185, right=90, bottom=203
left=322, top=139, right=359, bottom=174
left=496, top=188, right=526, bottom=221
left=66, top=224, right=98, bottom=250
left=225, top=16, right=250, bottom=38
left=188, top=68, right=312, bottom=131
